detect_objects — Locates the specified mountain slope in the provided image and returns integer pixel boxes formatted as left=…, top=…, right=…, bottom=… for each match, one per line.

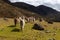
left=5, top=1, right=60, bottom=16
left=37, top=5, right=59, bottom=15
left=0, top=0, right=40, bottom=18
left=0, top=0, right=22, bottom=18
left=37, top=5, right=60, bottom=21
left=3, top=0, right=37, bottom=12
left=2, top=0, right=60, bottom=22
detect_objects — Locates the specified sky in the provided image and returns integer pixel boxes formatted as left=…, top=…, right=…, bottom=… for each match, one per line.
left=9, top=0, right=60, bottom=6
left=9, top=0, right=60, bottom=11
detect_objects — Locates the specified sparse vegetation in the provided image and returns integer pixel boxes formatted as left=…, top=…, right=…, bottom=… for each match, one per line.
left=0, top=18, right=60, bottom=40
left=0, top=0, right=60, bottom=40
left=0, top=0, right=40, bottom=18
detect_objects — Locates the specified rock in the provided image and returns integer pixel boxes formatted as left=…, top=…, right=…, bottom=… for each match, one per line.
left=32, top=23, right=44, bottom=30
left=48, top=38, right=55, bottom=40
left=48, top=21, right=53, bottom=24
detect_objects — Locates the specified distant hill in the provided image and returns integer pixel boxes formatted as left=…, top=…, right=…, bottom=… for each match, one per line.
left=10, top=2, right=60, bottom=22
left=4, top=1, right=59, bottom=15
left=2, top=0, right=60, bottom=22
left=0, top=0, right=40, bottom=18
left=37, top=5, right=59, bottom=15
left=37, top=5, right=60, bottom=22
left=3, top=0, right=37, bottom=12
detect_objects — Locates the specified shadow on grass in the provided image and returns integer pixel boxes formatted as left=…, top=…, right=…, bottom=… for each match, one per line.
left=8, top=25, right=15, bottom=27
left=11, top=28, right=20, bottom=32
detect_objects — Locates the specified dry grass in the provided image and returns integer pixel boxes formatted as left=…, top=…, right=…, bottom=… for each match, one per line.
left=0, top=18, right=60, bottom=40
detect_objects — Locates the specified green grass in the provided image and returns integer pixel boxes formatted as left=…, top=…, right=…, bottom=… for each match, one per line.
left=0, top=18, right=60, bottom=40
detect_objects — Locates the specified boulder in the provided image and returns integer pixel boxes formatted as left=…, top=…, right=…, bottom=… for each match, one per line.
left=32, top=23, right=44, bottom=30
left=48, top=21, right=53, bottom=24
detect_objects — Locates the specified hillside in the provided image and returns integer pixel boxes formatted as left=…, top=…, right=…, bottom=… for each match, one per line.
left=1, top=0, right=60, bottom=22
left=0, top=0, right=22, bottom=18
left=0, top=18, right=60, bottom=40
left=4, top=0, right=60, bottom=22
left=37, top=5, right=60, bottom=22
left=0, top=0, right=39, bottom=18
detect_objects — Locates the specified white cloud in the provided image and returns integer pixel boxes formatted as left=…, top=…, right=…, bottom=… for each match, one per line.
left=9, top=0, right=60, bottom=11
left=9, top=0, right=60, bottom=6
left=44, top=0, right=57, bottom=4
left=9, top=0, right=17, bottom=2
left=9, top=0, right=44, bottom=6
left=57, top=0, right=60, bottom=4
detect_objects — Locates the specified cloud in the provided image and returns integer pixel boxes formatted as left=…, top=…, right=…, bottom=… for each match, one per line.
left=9, top=0, right=44, bottom=6
left=9, top=0, right=60, bottom=6
left=9, top=0, right=60, bottom=11
left=9, top=0, right=17, bottom=2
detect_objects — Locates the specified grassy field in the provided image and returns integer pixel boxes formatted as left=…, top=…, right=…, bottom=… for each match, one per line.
left=0, top=18, right=60, bottom=40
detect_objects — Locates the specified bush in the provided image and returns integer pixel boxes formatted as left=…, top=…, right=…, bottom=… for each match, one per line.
left=48, top=21, right=53, bottom=24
